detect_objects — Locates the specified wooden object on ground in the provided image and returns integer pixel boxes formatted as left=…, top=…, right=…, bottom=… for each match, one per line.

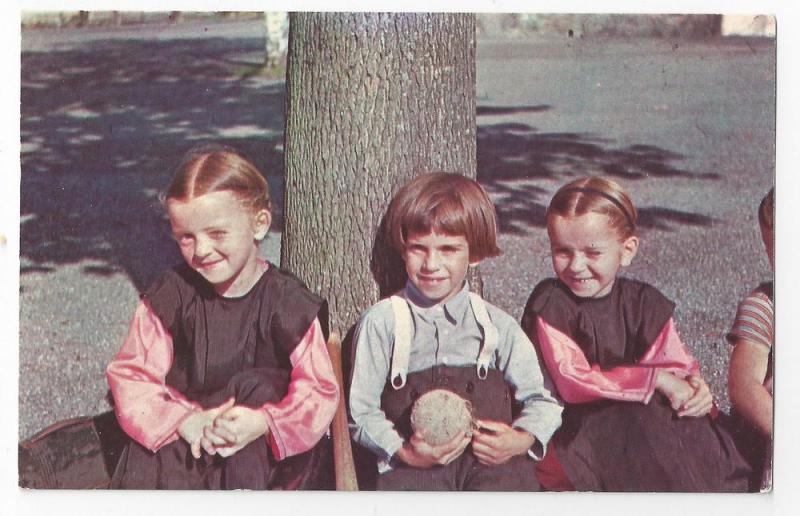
left=326, top=332, right=359, bottom=491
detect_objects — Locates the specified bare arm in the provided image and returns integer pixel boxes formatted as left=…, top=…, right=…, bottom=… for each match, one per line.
left=728, top=339, right=773, bottom=438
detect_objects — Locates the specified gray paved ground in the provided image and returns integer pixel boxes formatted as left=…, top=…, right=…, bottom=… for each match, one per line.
left=19, top=20, right=774, bottom=440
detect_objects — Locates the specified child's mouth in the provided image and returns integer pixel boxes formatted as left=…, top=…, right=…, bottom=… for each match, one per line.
left=420, top=276, right=445, bottom=285
left=196, top=260, right=222, bottom=270
left=568, top=277, right=594, bottom=287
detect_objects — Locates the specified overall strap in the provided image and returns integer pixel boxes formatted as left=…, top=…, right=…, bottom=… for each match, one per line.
left=389, top=292, right=500, bottom=388
left=469, top=293, right=498, bottom=380
left=389, top=295, right=412, bottom=389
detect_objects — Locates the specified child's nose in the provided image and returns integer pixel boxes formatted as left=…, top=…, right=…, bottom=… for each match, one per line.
left=567, top=254, right=586, bottom=272
left=422, top=252, right=441, bottom=271
left=194, top=236, right=213, bottom=258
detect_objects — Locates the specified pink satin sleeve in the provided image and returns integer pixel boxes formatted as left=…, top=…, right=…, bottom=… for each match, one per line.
left=261, top=318, right=340, bottom=460
left=535, top=316, right=699, bottom=404
left=637, top=318, right=701, bottom=377
left=106, top=301, right=200, bottom=452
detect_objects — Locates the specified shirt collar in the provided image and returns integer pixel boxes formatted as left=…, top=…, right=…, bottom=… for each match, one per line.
left=403, top=281, right=471, bottom=323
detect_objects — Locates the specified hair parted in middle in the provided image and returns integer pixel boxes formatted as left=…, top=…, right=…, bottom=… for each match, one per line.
left=546, top=176, right=637, bottom=239
left=385, top=172, right=502, bottom=261
left=164, top=144, right=271, bottom=212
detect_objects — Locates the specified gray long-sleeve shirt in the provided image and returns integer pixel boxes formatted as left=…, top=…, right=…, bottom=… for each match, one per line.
left=349, top=282, right=563, bottom=468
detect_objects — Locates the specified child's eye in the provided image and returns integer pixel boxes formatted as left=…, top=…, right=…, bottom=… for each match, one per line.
left=208, top=230, right=227, bottom=239
left=175, top=234, right=193, bottom=245
left=587, top=250, right=602, bottom=257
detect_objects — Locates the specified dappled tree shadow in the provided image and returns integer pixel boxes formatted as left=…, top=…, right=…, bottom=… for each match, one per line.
left=637, top=206, right=714, bottom=230
left=21, top=36, right=284, bottom=292
left=476, top=120, right=719, bottom=234
left=22, top=36, right=723, bottom=293
left=476, top=104, right=551, bottom=116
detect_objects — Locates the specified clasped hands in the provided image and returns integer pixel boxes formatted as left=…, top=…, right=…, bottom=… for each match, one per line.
left=396, top=419, right=535, bottom=469
left=178, top=397, right=269, bottom=459
left=655, top=370, right=713, bottom=417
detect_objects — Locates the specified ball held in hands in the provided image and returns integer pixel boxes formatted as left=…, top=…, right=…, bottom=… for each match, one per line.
left=410, top=389, right=475, bottom=446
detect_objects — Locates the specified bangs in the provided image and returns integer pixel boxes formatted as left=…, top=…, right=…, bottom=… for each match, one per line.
left=403, top=197, right=469, bottom=239
left=386, top=172, right=502, bottom=261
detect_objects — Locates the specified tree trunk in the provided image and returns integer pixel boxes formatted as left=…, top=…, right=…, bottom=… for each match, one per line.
left=283, top=12, right=476, bottom=335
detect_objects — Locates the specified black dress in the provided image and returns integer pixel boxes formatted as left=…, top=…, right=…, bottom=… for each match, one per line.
left=111, top=263, right=327, bottom=490
left=521, top=278, right=750, bottom=492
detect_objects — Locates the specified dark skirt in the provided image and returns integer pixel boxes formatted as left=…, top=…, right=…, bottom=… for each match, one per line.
left=111, top=368, right=287, bottom=490
left=540, top=393, right=751, bottom=492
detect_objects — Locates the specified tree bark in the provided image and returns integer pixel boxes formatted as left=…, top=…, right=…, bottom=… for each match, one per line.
left=283, top=12, right=476, bottom=335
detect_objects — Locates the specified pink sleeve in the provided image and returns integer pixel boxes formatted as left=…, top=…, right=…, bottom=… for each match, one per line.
left=106, top=301, right=200, bottom=452
left=261, top=318, right=340, bottom=460
left=535, top=316, right=699, bottom=404
left=637, top=318, right=701, bottom=377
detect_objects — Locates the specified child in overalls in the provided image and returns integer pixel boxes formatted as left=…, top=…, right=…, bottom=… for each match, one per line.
left=349, top=172, right=563, bottom=491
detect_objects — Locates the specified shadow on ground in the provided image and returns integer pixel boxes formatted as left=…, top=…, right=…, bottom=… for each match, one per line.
left=477, top=119, right=718, bottom=234
left=22, top=36, right=720, bottom=293
left=21, top=36, right=283, bottom=292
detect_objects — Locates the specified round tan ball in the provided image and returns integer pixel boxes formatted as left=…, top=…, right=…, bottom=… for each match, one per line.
left=410, top=389, right=474, bottom=446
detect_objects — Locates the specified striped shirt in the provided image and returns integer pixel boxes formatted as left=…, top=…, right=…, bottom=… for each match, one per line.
left=727, top=282, right=773, bottom=392
left=727, top=282, right=774, bottom=351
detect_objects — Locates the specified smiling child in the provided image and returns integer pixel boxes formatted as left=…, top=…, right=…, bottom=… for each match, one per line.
left=349, top=172, right=562, bottom=491
left=522, top=176, right=750, bottom=492
left=107, top=146, right=338, bottom=489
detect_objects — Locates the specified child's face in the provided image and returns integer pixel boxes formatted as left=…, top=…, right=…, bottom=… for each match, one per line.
left=167, top=190, right=270, bottom=297
left=547, top=212, right=639, bottom=299
left=402, top=230, right=477, bottom=304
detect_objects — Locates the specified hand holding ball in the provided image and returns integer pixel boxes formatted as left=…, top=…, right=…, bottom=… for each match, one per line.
left=410, top=389, right=475, bottom=446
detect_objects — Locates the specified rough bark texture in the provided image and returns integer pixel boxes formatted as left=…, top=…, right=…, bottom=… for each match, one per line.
left=283, top=13, right=476, bottom=335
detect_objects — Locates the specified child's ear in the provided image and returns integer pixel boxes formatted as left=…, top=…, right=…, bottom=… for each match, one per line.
left=253, top=209, right=272, bottom=241
left=620, top=235, right=639, bottom=267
